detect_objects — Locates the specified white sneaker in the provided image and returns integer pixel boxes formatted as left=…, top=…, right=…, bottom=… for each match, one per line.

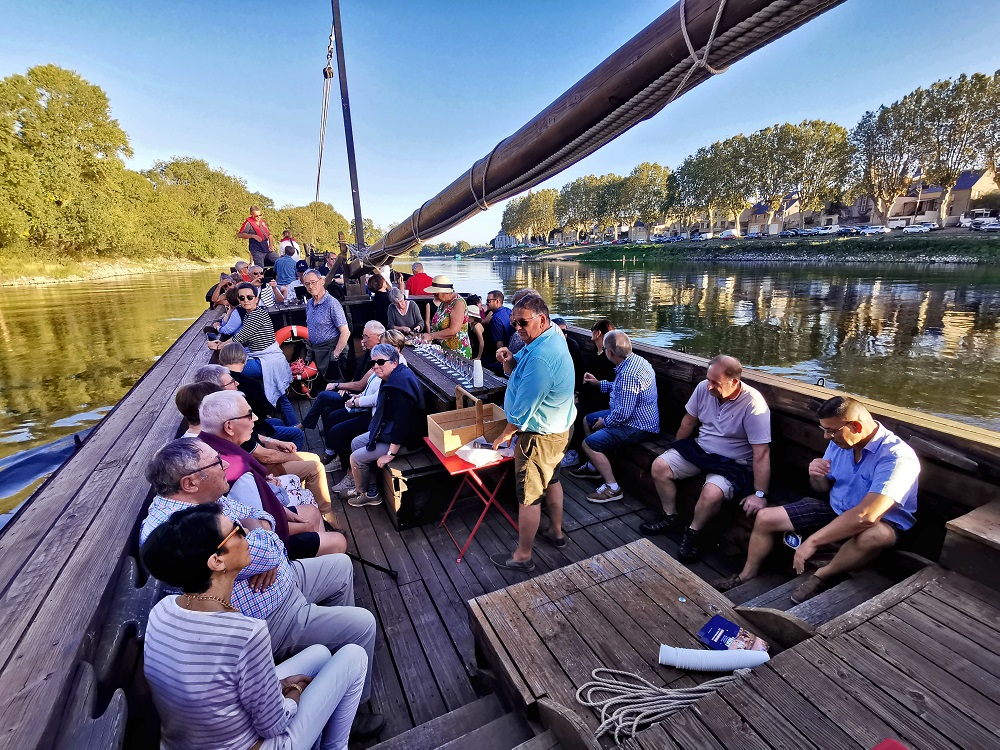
left=332, top=475, right=355, bottom=497
left=560, top=450, right=579, bottom=468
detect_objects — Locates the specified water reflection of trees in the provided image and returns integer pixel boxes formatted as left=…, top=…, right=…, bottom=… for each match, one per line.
left=494, top=261, right=1000, bottom=428
left=0, top=272, right=220, bottom=459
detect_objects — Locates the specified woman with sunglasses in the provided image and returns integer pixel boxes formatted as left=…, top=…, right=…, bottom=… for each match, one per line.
left=344, top=344, right=424, bottom=507
left=142, top=503, right=366, bottom=750
left=420, top=275, right=471, bottom=358
left=208, top=282, right=297, bottom=427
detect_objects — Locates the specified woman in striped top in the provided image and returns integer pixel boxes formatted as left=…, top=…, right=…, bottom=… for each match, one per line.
left=141, top=503, right=366, bottom=750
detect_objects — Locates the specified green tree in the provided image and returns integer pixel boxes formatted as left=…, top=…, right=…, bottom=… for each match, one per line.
left=555, top=175, right=601, bottom=239
left=784, top=120, right=852, bottom=228
left=849, top=106, right=916, bottom=224
left=622, top=162, right=674, bottom=229
left=746, top=124, right=796, bottom=229
left=710, top=137, right=752, bottom=236
left=595, top=174, right=628, bottom=237
left=350, top=217, right=385, bottom=246
left=902, top=73, right=993, bottom=226
left=676, top=149, right=723, bottom=231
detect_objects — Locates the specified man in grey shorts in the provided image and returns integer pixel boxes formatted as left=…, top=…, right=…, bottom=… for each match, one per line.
left=713, top=396, right=918, bottom=604
left=640, top=355, right=771, bottom=563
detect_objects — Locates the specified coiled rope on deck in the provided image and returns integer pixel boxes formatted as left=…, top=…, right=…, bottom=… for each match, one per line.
left=370, top=0, right=842, bottom=264
left=576, top=667, right=750, bottom=743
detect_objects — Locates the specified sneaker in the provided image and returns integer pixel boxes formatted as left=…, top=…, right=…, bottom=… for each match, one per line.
left=790, top=573, right=833, bottom=604
left=320, top=453, right=341, bottom=470
left=639, top=511, right=679, bottom=536
left=489, top=553, right=535, bottom=572
left=560, top=449, right=580, bottom=468
left=678, top=527, right=701, bottom=563
left=569, top=463, right=601, bottom=479
left=587, top=484, right=624, bottom=504
left=711, top=573, right=748, bottom=593
left=332, top=474, right=355, bottom=497
left=347, top=486, right=383, bottom=507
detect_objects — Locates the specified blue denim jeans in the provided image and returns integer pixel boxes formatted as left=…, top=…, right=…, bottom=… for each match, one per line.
left=266, top=419, right=305, bottom=450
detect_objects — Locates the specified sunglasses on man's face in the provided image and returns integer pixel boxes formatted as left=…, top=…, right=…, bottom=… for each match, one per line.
left=514, top=314, right=540, bottom=329
left=217, top=520, right=247, bottom=550
left=238, top=295, right=256, bottom=302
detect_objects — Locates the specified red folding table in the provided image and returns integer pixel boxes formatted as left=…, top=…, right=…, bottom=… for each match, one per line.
left=424, top=437, right=518, bottom=563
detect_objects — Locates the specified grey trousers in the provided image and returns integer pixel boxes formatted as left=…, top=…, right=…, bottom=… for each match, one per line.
left=266, top=554, right=377, bottom=701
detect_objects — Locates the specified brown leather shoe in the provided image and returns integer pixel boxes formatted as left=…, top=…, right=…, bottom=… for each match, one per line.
left=790, top=573, right=832, bottom=604
left=711, top=573, right=747, bottom=593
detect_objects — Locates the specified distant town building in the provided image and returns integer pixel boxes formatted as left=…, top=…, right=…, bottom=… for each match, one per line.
left=491, top=231, right=518, bottom=250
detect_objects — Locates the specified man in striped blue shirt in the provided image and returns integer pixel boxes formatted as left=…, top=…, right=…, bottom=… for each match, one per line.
left=571, top=331, right=659, bottom=503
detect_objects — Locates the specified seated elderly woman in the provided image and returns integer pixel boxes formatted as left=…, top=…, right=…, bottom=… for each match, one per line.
left=386, top=287, right=423, bottom=334
left=207, top=282, right=297, bottom=428
left=344, top=344, right=425, bottom=507
left=175, top=381, right=223, bottom=438
left=142, top=503, right=366, bottom=750
left=198, top=390, right=346, bottom=558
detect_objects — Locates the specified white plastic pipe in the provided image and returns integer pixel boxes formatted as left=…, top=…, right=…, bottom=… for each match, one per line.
left=658, top=644, right=770, bottom=671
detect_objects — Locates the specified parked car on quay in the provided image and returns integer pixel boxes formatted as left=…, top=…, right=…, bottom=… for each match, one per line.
left=982, top=222, right=1000, bottom=233
left=719, top=229, right=739, bottom=239
left=860, top=225, right=891, bottom=235
left=902, top=224, right=931, bottom=234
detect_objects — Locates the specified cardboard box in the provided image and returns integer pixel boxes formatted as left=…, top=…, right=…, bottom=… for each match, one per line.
left=427, top=387, right=507, bottom=456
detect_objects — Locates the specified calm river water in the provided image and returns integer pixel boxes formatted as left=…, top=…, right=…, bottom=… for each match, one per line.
left=0, top=259, right=998, bottom=511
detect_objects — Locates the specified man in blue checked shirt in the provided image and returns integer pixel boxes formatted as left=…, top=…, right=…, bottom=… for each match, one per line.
left=139, top=438, right=386, bottom=741
left=570, top=331, right=660, bottom=503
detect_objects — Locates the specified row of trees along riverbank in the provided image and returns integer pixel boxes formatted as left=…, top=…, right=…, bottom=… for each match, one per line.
left=0, top=65, right=390, bottom=269
left=501, top=71, right=1000, bottom=242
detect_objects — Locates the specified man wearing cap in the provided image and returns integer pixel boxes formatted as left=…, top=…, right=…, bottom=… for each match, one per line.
left=302, top=269, right=351, bottom=383
left=405, top=262, right=433, bottom=296
left=490, top=294, right=576, bottom=572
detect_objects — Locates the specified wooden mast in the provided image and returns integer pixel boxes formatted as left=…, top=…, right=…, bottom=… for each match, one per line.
left=362, top=0, right=845, bottom=265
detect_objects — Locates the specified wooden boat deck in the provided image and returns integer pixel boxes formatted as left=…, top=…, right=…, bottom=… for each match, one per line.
left=291, top=397, right=742, bottom=745
left=622, top=567, right=1000, bottom=750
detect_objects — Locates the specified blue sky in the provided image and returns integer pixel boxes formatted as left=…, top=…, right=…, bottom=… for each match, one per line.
left=3, top=0, right=1000, bottom=244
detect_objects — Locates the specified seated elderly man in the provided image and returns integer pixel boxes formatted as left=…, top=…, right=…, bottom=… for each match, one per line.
left=194, top=361, right=304, bottom=449
left=640, top=355, right=771, bottom=564
left=715, top=396, right=919, bottom=603
left=570, top=331, right=659, bottom=503
left=249, top=264, right=285, bottom=307
left=138, top=438, right=384, bottom=741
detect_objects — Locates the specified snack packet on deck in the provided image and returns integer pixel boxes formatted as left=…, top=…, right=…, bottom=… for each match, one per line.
left=697, top=615, right=769, bottom=652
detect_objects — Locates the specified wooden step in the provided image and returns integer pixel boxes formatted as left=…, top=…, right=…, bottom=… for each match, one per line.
left=738, top=571, right=816, bottom=610
left=368, top=695, right=506, bottom=750
left=512, top=729, right=561, bottom=750
left=787, top=570, right=896, bottom=626
left=723, top=572, right=788, bottom=605
left=436, top=711, right=535, bottom=750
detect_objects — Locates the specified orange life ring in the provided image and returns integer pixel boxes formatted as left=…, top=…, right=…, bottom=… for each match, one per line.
left=292, top=362, right=318, bottom=381
left=275, top=325, right=309, bottom=344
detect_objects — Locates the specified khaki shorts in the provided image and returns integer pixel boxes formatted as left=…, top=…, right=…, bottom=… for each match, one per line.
left=514, top=427, right=572, bottom=506
left=656, top=448, right=744, bottom=500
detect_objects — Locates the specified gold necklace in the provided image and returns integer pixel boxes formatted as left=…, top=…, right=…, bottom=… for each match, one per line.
left=184, top=593, right=238, bottom=612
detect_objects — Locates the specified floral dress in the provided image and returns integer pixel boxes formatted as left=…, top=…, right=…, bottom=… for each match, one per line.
left=430, top=296, right=472, bottom=357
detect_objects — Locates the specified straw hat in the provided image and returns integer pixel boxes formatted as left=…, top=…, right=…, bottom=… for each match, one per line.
left=424, top=275, right=456, bottom=294
left=467, top=304, right=481, bottom=319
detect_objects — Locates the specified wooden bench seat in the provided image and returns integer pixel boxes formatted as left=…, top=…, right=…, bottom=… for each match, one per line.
left=940, top=500, right=1000, bottom=590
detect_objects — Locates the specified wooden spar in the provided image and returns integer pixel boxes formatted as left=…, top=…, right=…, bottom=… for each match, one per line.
left=332, top=0, right=367, bottom=252
left=364, top=0, right=845, bottom=265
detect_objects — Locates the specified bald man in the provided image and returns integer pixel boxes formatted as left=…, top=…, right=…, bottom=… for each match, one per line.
left=715, top=396, right=919, bottom=603
left=640, top=355, right=771, bottom=564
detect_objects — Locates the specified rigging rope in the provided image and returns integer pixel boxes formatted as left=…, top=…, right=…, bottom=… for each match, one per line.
left=576, top=667, right=750, bottom=743
left=367, top=0, right=842, bottom=263
left=315, top=29, right=336, bottom=204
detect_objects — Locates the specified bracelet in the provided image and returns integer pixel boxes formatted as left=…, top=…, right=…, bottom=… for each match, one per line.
left=386, top=452, right=396, bottom=458
left=284, top=683, right=302, bottom=696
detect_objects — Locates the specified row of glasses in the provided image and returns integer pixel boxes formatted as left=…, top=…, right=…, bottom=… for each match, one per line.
left=415, top=341, right=474, bottom=387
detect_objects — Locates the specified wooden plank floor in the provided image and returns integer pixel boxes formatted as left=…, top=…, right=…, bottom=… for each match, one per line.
left=631, top=569, right=1000, bottom=750
left=290, top=396, right=740, bottom=746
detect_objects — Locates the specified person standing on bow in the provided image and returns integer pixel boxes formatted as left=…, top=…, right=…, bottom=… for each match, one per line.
left=490, top=294, right=576, bottom=572
left=238, top=205, right=278, bottom=267
left=420, top=275, right=471, bottom=357
left=302, top=270, right=351, bottom=384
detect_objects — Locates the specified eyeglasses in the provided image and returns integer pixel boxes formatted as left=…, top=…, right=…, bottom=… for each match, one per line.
left=372, top=358, right=393, bottom=366
left=514, top=314, right=540, bottom=328
left=217, top=520, right=247, bottom=550
left=238, top=295, right=256, bottom=302
left=226, top=410, right=255, bottom=423
left=186, top=455, right=225, bottom=476
left=220, top=377, right=237, bottom=388
left=820, top=423, right=850, bottom=437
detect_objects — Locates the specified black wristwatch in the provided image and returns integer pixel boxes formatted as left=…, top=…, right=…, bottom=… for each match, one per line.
left=755, top=490, right=767, bottom=499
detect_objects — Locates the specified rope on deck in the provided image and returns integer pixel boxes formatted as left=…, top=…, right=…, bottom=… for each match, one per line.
left=576, top=667, right=750, bottom=743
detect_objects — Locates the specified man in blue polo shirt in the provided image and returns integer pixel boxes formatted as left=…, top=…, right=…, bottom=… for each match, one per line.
left=483, top=290, right=514, bottom=350
left=490, top=294, right=575, bottom=572
left=714, top=395, right=919, bottom=603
